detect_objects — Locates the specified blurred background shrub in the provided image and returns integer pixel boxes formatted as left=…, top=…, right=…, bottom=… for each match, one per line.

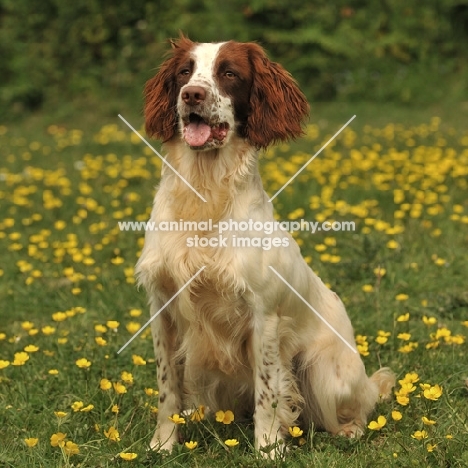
left=0, top=0, right=467, bottom=116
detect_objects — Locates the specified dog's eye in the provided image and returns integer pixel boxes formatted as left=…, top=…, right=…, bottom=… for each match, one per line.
left=179, top=69, right=191, bottom=76
left=224, top=71, right=236, bottom=79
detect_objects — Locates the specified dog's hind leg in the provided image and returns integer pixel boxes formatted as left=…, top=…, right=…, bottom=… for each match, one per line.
left=298, top=344, right=395, bottom=438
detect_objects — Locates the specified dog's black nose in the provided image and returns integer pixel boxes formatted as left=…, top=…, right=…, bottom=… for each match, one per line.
left=182, top=86, right=206, bottom=106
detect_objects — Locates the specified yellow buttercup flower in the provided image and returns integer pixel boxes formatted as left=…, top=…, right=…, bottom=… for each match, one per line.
left=95, top=336, right=107, bottom=346
left=106, top=320, right=120, bottom=329
left=423, top=384, right=443, bottom=401
left=132, top=354, right=146, bottom=366
left=95, top=324, right=107, bottom=333
left=224, top=439, right=239, bottom=447
left=113, top=382, right=127, bottom=394
left=121, top=371, right=134, bottom=384
left=12, top=351, right=29, bottom=366
left=185, top=440, right=198, bottom=450
left=373, top=267, right=386, bottom=277
left=100, top=378, right=112, bottom=390
left=63, top=440, right=80, bottom=455
left=50, top=432, right=67, bottom=447
left=375, top=336, right=388, bottom=345
left=190, top=405, right=205, bottom=422
left=42, top=326, right=56, bottom=335
left=397, top=333, right=411, bottom=340
left=396, top=394, right=409, bottom=406
left=411, top=430, right=428, bottom=440
left=215, top=410, right=234, bottom=424
left=75, top=358, right=91, bottom=369
left=422, top=416, right=436, bottom=425
left=168, top=414, right=185, bottom=424
left=368, top=415, right=387, bottom=430
left=24, top=344, right=39, bottom=352
left=288, top=426, right=304, bottom=437
left=399, top=372, right=419, bottom=384
left=399, top=382, right=416, bottom=394
left=126, top=322, right=141, bottom=334
left=357, top=344, right=369, bottom=356
left=24, top=437, right=39, bottom=447
left=71, top=401, right=84, bottom=412
left=396, top=313, right=409, bottom=322
left=21, top=321, right=35, bottom=331
left=52, top=312, right=67, bottom=322
left=386, top=240, right=399, bottom=249
left=104, top=426, right=120, bottom=442
left=119, top=452, right=138, bottom=460
left=423, top=316, right=437, bottom=326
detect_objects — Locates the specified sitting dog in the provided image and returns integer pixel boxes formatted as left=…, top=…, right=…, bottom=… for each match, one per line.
left=136, top=35, right=394, bottom=456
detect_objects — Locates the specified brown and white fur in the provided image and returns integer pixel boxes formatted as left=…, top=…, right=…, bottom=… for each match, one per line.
left=136, top=35, right=395, bottom=457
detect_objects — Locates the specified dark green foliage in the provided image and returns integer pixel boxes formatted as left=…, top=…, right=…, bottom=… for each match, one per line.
left=0, top=0, right=467, bottom=115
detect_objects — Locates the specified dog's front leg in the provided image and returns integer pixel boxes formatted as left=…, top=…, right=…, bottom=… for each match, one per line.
left=252, top=313, right=284, bottom=458
left=149, top=300, right=182, bottom=452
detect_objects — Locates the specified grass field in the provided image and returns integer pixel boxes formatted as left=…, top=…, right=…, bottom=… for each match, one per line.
left=0, top=106, right=467, bottom=467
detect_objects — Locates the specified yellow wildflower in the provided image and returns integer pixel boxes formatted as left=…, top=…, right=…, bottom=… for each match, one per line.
left=288, top=426, right=304, bottom=437
left=24, top=438, right=39, bottom=447
left=423, top=384, right=443, bottom=401
left=104, top=426, right=120, bottom=442
left=396, top=313, right=409, bottom=322
left=50, top=432, right=67, bottom=447
left=63, top=440, right=80, bottom=455
left=411, top=430, right=428, bottom=440
left=422, top=416, right=436, bottom=425
left=367, top=415, right=387, bottom=430
left=185, top=440, right=198, bottom=450
left=75, top=358, right=91, bottom=369
left=168, top=414, right=185, bottom=424
left=215, top=410, right=234, bottom=424
left=190, top=405, right=205, bottom=422
left=132, top=354, right=146, bottom=366
left=224, top=439, right=239, bottom=447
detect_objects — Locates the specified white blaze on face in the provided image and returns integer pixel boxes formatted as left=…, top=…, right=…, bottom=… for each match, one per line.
left=190, top=42, right=224, bottom=89
left=180, top=42, right=234, bottom=149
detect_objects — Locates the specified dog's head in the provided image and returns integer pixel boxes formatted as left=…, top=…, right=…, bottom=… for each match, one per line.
left=144, top=35, right=309, bottom=150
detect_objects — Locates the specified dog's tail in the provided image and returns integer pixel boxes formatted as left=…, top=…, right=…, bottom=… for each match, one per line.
left=370, top=367, right=396, bottom=401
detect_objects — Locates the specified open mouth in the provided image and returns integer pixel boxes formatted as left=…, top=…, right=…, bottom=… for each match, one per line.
left=182, top=113, right=229, bottom=149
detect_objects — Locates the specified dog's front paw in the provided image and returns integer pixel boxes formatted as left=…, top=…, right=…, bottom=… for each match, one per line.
left=149, top=424, right=178, bottom=453
left=256, top=435, right=287, bottom=460
left=336, top=421, right=364, bottom=439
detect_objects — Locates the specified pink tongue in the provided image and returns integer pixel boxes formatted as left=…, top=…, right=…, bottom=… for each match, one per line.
left=184, top=121, right=211, bottom=147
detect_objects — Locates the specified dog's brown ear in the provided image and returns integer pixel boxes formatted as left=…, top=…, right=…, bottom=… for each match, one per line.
left=144, top=35, right=195, bottom=141
left=245, top=43, right=309, bottom=149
